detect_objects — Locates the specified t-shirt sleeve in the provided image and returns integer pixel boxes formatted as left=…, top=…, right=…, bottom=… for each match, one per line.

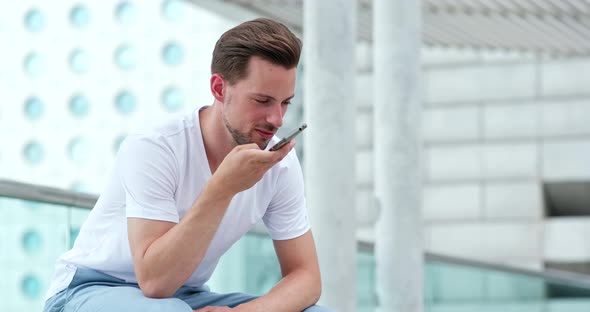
left=117, top=134, right=179, bottom=223
left=263, top=151, right=310, bottom=240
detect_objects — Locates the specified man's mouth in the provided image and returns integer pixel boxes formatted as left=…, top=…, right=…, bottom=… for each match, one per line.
left=255, top=129, right=275, bottom=140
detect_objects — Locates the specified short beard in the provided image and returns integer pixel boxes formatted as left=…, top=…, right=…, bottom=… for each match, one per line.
left=221, top=96, right=273, bottom=149
left=223, top=114, right=251, bottom=146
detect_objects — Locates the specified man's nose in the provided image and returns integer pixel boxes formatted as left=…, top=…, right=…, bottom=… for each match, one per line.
left=266, top=103, right=284, bottom=129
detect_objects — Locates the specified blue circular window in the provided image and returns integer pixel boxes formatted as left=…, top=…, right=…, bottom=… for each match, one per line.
left=21, top=275, right=42, bottom=299
left=162, top=87, right=184, bottom=112
left=69, top=94, right=90, bottom=117
left=23, top=53, right=44, bottom=77
left=162, top=42, right=184, bottom=66
left=70, top=5, right=90, bottom=28
left=114, top=45, right=136, bottom=70
left=162, top=0, right=184, bottom=21
left=115, top=91, right=136, bottom=114
left=24, top=9, right=45, bottom=32
left=22, top=229, right=42, bottom=254
left=68, top=137, right=90, bottom=164
left=115, top=2, right=137, bottom=24
left=23, top=142, right=44, bottom=165
left=24, top=97, right=44, bottom=120
left=69, top=49, right=89, bottom=74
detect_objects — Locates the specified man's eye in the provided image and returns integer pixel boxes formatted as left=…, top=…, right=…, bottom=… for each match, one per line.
left=256, top=99, right=270, bottom=104
left=282, top=101, right=292, bottom=106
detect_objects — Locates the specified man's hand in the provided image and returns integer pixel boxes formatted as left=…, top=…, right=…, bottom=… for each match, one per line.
left=209, top=141, right=296, bottom=197
left=233, top=231, right=321, bottom=311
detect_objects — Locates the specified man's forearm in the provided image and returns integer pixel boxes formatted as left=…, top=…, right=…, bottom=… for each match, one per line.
left=135, top=180, right=234, bottom=298
left=236, top=269, right=322, bottom=312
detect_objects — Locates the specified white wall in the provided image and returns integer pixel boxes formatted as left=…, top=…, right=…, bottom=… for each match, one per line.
left=355, top=45, right=590, bottom=270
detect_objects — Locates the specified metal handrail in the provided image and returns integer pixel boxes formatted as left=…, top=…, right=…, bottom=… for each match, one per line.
left=0, top=179, right=97, bottom=209
left=2, top=178, right=590, bottom=289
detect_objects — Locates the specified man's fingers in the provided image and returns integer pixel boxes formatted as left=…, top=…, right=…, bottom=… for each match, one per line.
left=236, top=140, right=295, bottom=166
left=285, top=140, right=296, bottom=151
left=260, top=140, right=295, bottom=166
left=274, top=140, right=296, bottom=158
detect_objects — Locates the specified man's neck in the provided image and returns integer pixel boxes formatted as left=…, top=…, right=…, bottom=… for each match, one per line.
left=199, top=104, right=236, bottom=174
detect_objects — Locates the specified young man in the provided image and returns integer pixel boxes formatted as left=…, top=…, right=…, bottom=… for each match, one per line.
left=44, top=18, right=331, bottom=312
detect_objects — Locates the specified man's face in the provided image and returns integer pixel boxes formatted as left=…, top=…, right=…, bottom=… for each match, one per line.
left=221, top=56, right=297, bottom=149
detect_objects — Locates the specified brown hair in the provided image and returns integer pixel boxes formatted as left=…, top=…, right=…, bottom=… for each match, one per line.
left=211, top=18, right=302, bottom=85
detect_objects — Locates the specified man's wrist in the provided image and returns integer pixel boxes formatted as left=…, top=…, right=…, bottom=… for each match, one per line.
left=203, top=176, right=235, bottom=201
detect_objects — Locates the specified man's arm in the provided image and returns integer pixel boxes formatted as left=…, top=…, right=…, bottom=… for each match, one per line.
left=128, top=142, right=296, bottom=298
left=128, top=179, right=233, bottom=298
left=235, top=230, right=322, bottom=312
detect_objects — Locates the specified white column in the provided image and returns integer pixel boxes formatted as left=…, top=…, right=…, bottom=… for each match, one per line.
left=303, top=1, right=356, bottom=311
left=373, top=0, right=424, bottom=311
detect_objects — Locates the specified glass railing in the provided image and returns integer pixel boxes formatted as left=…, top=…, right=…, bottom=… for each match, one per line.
left=0, top=199, right=90, bottom=311
left=2, top=179, right=590, bottom=311
left=212, top=237, right=590, bottom=312
left=424, top=256, right=590, bottom=312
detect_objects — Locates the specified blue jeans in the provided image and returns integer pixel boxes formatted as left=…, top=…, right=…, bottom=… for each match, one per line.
left=44, top=267, right=332, bottom=312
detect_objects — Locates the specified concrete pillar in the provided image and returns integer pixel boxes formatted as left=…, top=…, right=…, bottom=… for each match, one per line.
left=373, top=0, right=424, bottom=311
left=303, top=1, right=357, bottom=311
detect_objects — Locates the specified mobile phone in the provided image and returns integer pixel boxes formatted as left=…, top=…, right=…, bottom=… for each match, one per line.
left=268, top=123, right=307, bottom=151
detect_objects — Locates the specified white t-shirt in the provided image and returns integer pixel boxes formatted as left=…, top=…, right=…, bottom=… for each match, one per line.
left=45, top=107, right=310, bottom=300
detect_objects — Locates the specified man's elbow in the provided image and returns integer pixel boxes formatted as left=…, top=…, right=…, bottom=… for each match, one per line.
left=136, top=267, right=177, bottom=299
left=138, top=278, right=175, bottom=299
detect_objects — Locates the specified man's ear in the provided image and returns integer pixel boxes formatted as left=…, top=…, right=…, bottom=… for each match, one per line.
left=210, top=73, right=225, bottom=103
